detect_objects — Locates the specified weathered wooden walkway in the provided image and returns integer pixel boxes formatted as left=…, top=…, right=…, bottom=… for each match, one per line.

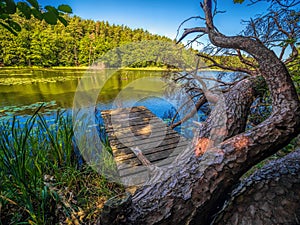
left=101, top=106, right=188, bottom=186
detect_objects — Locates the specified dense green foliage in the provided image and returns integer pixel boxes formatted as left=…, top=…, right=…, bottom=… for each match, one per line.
left=0, top=15, right=173, bottom=67
left=289, top=48, right=300, bottom=96
left=0, top=0, right=72, bottom=35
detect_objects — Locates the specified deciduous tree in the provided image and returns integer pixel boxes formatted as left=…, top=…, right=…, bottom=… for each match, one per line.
left=0, top=0, right=72, bottom=34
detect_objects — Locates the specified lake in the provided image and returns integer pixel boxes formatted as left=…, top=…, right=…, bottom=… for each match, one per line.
left=0, top=68, right=189, bottom=122
left=1, top=68, right=240, bottom=156
left=2, top=68, right=234, bottom=140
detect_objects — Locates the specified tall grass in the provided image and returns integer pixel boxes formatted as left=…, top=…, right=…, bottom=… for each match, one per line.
left=0, top=108, right=123, bottom=224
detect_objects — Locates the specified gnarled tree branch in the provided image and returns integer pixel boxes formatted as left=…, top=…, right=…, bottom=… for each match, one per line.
left=100, top=1, right=300, bottom=224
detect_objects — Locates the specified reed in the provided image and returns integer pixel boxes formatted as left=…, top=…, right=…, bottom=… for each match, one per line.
left=0, top=108, right=123, bottom=224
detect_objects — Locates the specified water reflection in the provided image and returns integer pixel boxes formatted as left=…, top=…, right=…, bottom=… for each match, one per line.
left=0, top=69, right=164, bottom=116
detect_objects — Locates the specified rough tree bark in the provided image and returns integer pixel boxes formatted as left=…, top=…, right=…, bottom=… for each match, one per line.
left=100, top=1, right=300, bottom=224
left=213, top=147, right=300, bottom=225
left=194, top=78, right=257, bottom=156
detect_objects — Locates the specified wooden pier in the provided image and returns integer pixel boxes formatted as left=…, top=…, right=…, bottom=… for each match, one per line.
left=101, top=106, right=188, bottom=187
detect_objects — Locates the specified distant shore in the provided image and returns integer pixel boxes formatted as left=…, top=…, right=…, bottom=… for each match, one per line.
left=0, top=66, right=221, bottom=72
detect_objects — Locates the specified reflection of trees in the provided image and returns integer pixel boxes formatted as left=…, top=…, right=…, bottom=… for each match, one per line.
left=100, top=40, right=197, bottom=69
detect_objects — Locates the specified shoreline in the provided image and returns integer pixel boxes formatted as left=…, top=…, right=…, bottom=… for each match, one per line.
left=0, top=67, right=224, bottom=85
left=0, top=66, right=222, bottom=72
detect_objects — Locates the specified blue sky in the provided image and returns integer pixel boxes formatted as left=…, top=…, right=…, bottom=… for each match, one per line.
left=38, top=0, right=270, bottom=39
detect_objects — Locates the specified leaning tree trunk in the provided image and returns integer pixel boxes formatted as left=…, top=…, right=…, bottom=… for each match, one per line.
left=100, top=1, right=300, bottom=224
left=213, top=147, right=300, bottom=225
left=101, top=73, right=258, bottom=225
left=194, top=77, right=257, bottom=157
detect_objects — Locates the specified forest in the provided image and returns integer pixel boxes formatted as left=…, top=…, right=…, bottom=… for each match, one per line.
left=0, top=15, right=173, bottom=67
left=0, top=14, right=255, bottom=70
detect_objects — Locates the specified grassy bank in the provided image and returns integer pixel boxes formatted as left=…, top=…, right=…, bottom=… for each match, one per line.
left=0, top=108, right=124, bottom=224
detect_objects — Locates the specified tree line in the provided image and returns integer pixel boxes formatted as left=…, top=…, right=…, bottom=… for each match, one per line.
left=0, top=15, right=174, bottom=67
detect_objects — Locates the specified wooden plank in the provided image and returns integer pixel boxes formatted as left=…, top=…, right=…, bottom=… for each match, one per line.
left=113, top=141, right=187, bottom=161
left=108, top=135, right=185, bottom=151
left=107, top=130, right=180, bottom=145
left=101, top=106, right=148, bottom=115
left=103, top=117, right=163, bottom=129
left=101, top=106, right=188, bottom=183
left=116, top=148, right=175, bottom=170
left=106, top=126, right=177, bottom=140
left=108, top=138, right=186, bottom=157
left=104, top=121, right=173, bottom=133
left=116, top=146, right=186, bottom=171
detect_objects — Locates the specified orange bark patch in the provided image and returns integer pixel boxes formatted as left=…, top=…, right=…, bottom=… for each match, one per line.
left=234, top=136, right=249, bottom=150
left=195, top=138, right=213, bottom=157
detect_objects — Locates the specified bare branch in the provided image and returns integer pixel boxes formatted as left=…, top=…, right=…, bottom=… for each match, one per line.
left=175, top=16, right=205, bottom=40
left=248, top=0, right=300, bottom=8
left=203, top=0, right=215, bottom=30
left=198, top=53, right=257, bottom=75
left=236, top=49, right=258, bottom=68
left=279, top=45, right=288, bottom=60
left=183, top=34, right=206, bottom=48
left=131, top=147, right=152, bottom=167
left=170, top=95, right=207, bottom=129
left=284, top=46, right=299, bottom=64
left=176, top=27, right=208, bottom=43
left=169, top=92, right=203, bottom=125
left=273, top=0, right=300, bottom=8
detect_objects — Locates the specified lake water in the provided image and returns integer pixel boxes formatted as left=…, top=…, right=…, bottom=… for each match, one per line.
left=0, top=68, right=185, bottom=121
left=0, top=68, right=237, bottom=141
